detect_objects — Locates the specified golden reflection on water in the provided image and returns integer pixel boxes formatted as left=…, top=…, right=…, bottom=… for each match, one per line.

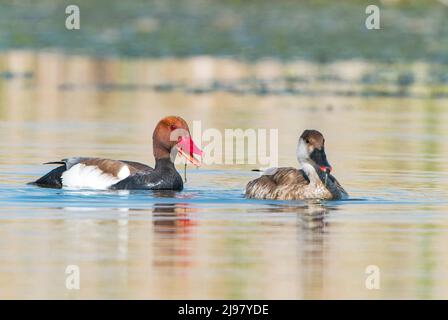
left=1, top=51, right=447, bottom=177
left=1, top=50, right=448, bottom=299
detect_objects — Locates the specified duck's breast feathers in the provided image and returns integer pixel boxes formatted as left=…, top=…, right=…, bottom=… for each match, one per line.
left=328, top=174, right=349, bottom=200
left=60, top=157, right=151, bottom=190
left=110, top=158, right=183, bottom=191
left=245, top=167, right=309, bottom=199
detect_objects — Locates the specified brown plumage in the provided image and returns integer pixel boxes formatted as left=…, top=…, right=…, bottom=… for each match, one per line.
left=74, top=158, right=141, bottom=177
left=245, top=130, right=348, bottom=200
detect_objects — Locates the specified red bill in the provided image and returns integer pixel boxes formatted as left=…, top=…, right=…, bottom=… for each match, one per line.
left=177, top=136, right=203, bottom=166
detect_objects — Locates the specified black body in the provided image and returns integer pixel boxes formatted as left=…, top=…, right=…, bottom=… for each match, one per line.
left=110, top=158, right=184, bottom=190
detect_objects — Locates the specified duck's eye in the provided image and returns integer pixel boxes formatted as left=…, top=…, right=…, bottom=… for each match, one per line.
left=170, top=124, right=177, bottom=131
left=305, top=139, right=310, bottom=144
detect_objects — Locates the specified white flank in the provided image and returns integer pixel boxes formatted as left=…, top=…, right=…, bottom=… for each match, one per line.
left=61, top=164, right=130, bottom=190
left=117, top=165, right=130, bottom=180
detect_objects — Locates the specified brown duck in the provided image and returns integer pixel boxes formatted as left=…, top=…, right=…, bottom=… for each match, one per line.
left=245, top=130, right=348, bottom=200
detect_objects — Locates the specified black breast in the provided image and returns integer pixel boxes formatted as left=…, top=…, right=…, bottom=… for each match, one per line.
left=110, top=158, right=183, bottom=191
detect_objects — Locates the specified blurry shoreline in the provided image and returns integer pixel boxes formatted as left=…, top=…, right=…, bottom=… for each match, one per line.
left=1, top=50, right=448, bottom=100
left=1, top=0, right=447, bottom=63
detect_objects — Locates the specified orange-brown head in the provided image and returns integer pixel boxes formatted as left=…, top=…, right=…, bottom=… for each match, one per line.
left=152, top=116, right=203, bottom=166
left=297, top=129, right=332, bottom=173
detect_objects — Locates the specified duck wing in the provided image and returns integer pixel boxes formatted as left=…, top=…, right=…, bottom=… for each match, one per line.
left=245, top=167, right=310, bottom=200
left=120, top=160, right=153, bottom=172
left=33, top=157, right=153, bottom=189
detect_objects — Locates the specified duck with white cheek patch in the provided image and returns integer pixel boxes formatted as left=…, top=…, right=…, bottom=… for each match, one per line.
left=245, top=130, right=348, bottom=200
left=31, top=116, right=203, bottom=191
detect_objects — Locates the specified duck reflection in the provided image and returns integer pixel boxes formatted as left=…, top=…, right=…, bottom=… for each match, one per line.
left=151, top=202, right=197, bottom=268
left=152, top=202, right=197, bottom=232
left=300, top=201, right=328, bottom=231
left=243, top=200, right=331, bottom=298
left=297, top=201, right=332, bottom=299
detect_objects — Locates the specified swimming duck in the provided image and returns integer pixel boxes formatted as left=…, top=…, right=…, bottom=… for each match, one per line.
left=31, top=116, right=203, bottom=190
left=245, top=129, right=348, bottom=200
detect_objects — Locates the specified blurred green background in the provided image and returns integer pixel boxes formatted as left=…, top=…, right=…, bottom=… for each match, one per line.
left=1, top=0, right=447, bottom=62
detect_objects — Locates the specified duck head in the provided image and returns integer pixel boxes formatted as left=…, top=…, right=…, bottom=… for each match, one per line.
left=296, top=129, right=332, bottom=174
left=153, top=116, right=203, bottom=166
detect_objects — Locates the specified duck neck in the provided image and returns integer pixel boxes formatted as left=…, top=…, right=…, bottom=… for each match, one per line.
left=153, top=139, right=179, bottom=169
left=153, top=141, right=171, bottom=160
left=301, top=162, right=321, bottom=185
left=154, top=157, right=176, bottom=171
left=301, top=160, right=341, bottom=198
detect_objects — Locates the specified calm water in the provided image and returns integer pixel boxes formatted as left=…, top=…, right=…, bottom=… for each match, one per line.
left=1, top=51, right=448, bottom=299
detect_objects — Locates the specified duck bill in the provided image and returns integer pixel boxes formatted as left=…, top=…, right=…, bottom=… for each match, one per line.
left=177, top=136, right=203, bottom=167
left=310, top=148, right=333, bottom=173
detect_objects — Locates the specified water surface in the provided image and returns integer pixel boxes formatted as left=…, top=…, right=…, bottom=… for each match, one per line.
left=1, top=51, right=448, bottom=299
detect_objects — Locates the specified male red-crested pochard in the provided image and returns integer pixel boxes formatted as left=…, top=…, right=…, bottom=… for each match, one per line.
left=32, top=116, right=203, bottom=191
left=245, top=130, right=348, bottom=200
